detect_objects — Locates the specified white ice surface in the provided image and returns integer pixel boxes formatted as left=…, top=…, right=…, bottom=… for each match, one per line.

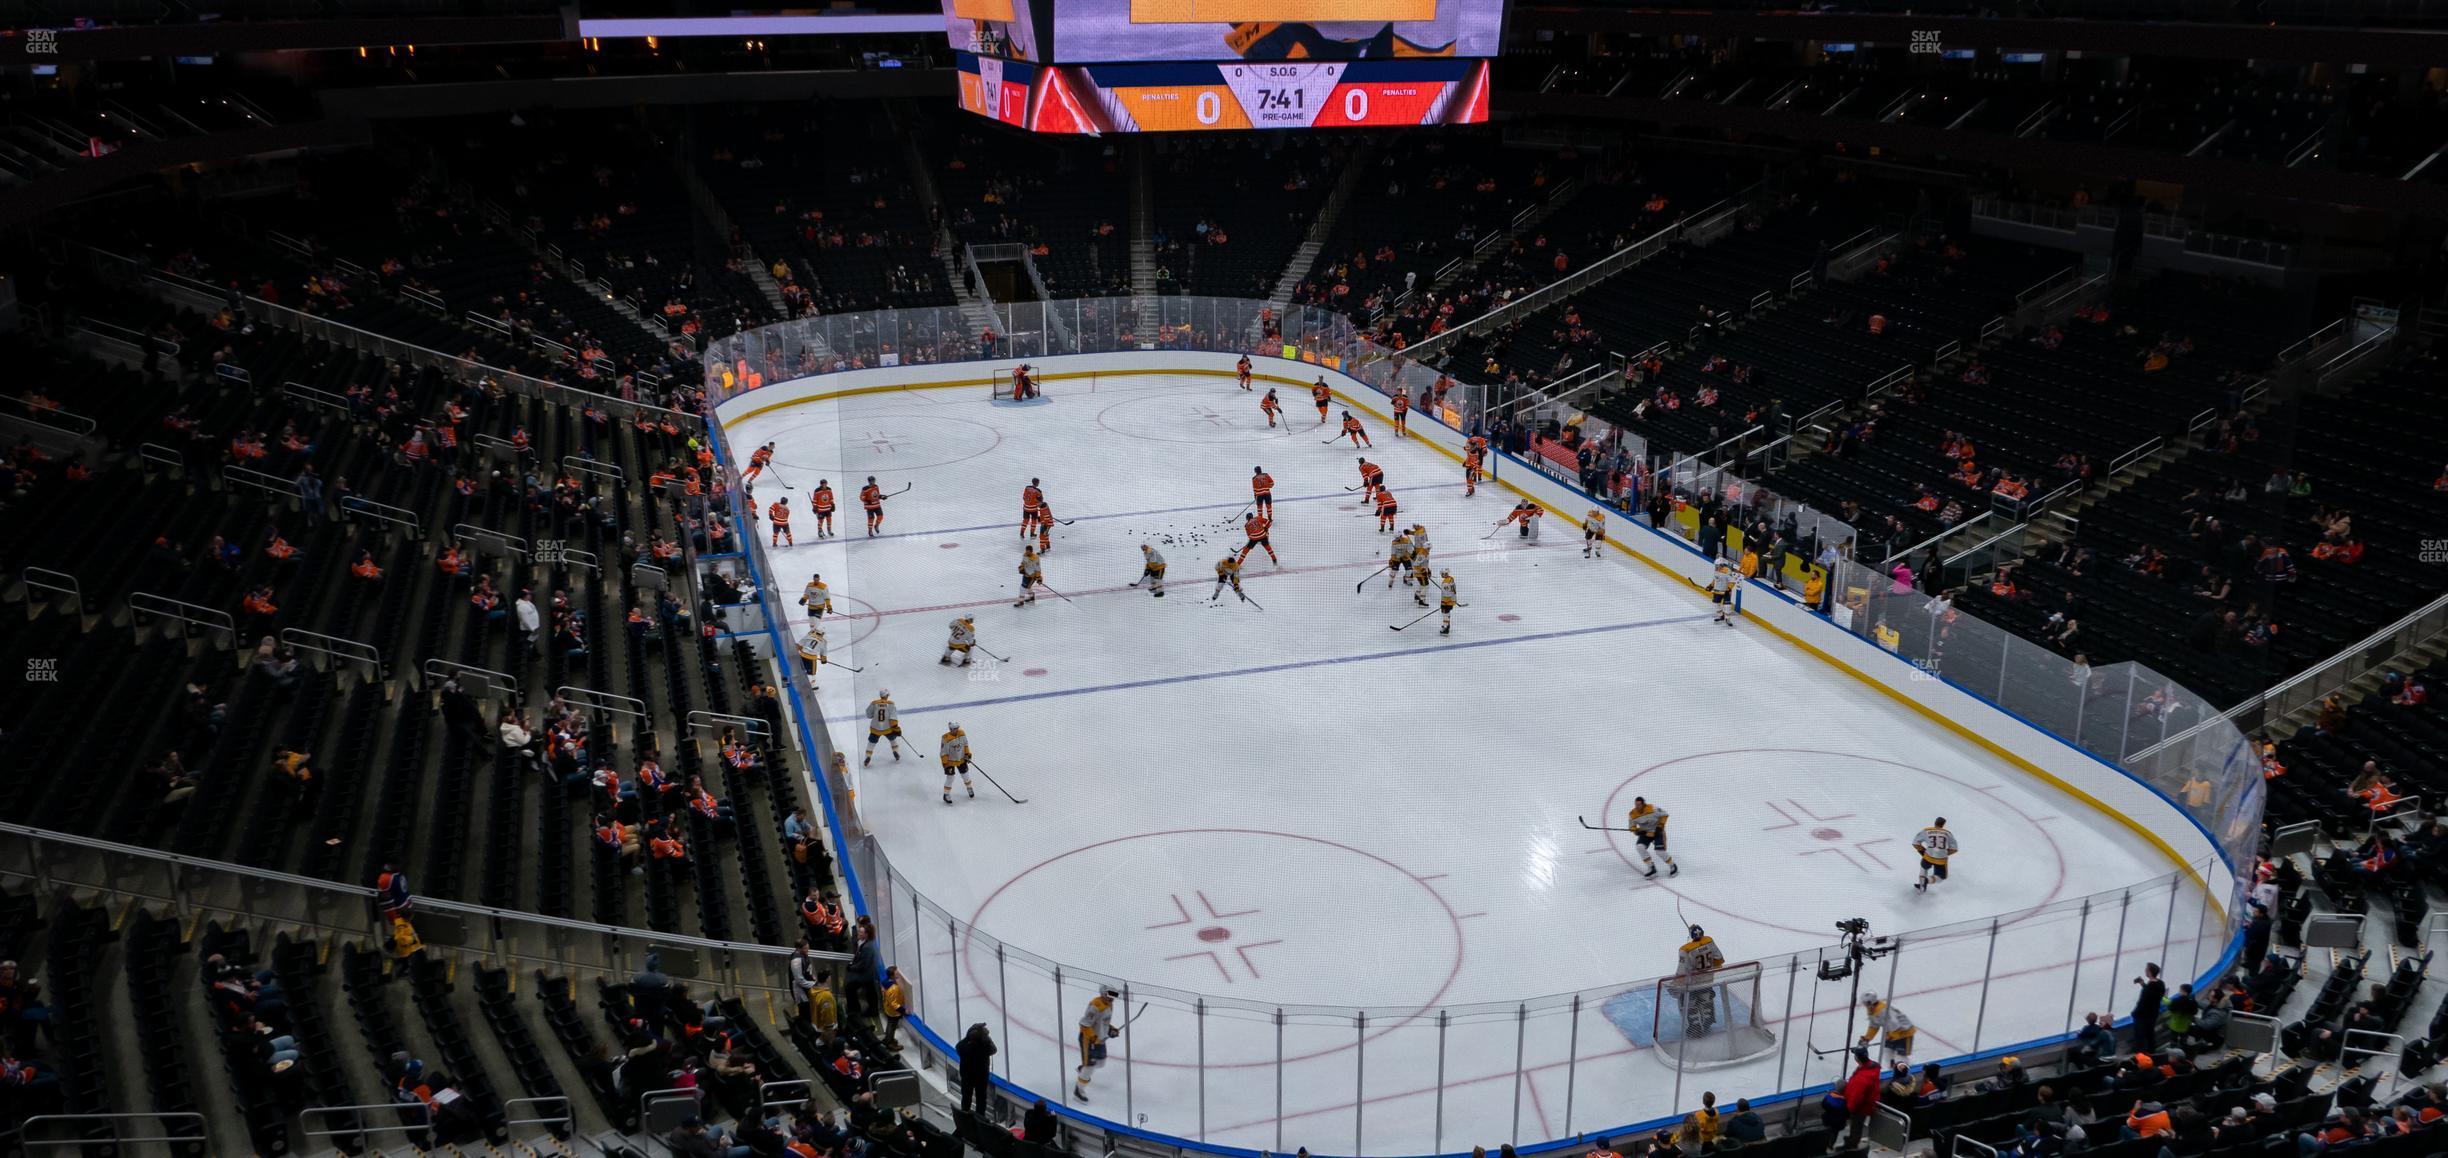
left=723, top=374, right=2216, bottom=1154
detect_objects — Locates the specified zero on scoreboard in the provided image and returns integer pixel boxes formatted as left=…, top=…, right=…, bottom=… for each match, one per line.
left=955, top=54, right=1490, bottom=134
left=943, top=0, right=1505, bottom=64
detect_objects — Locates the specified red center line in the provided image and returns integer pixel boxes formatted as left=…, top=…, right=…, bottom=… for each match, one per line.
left=837, top=544, right=1542, bottom=622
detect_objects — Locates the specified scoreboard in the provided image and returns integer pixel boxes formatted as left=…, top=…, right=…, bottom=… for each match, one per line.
left=956, top=54, right=1488, bottom=133
left=945, top=0, right=1502, bottom=63
left=953, top=55, right=1492, bottom=132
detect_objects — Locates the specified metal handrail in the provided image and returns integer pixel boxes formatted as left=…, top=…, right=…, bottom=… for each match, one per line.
left=1403, top=198, right=1725, bottom=363
left=21, top=566, right=82, bottom=616
left=341, top=494, right=422, bottom=537
left=452, top=521, right=529, bottom=557
left=688, top=709, right=772, bottom=739
left=129, top=592, right=236, bottom=638
left=2315, top=327, right=2396, bottom=386
left=1884, top=512, right=1990, bottom=567
left=71, top=243, right=698, bottom=431
left=559, top=685, right=648, bottom=720
left=282, top=381, right=351, bottom=411
left=0, top=819, right=852, bottom=963
left=281, top=627, right=383, bottom=676
left=563, top=455, right=626, bottom=485
left=1944, top=519, right=2029, bottom=568
left=300, top=1101, right=424, bottom=1143
left=2278, top=317, right=2347, bottom=367
left=18, top=1111, right=209, bottom=1152
left=0, top=394, right=98, bottom=438
left=223, top=463, right=303, bottom=500
left=503, top=1095, right=575, bottom=1135
left=422, top=657, right=519, bottom=697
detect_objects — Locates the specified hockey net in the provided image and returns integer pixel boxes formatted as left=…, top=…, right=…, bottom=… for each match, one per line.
left=990, top=368, right=1037, bottom=400
left=1649, top=961, right=1779, bottom=1070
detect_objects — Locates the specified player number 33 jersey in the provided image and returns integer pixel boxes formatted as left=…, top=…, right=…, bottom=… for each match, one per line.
left=1914, top=827, right=1958, bottom=863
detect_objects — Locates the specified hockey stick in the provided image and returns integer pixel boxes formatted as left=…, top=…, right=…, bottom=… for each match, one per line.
left=975, top=646, right=1012, bottom=663
left=1119, top=1002, right=1151, bottom=1029
left=1235, top=588, right=1265, bottom=612
left=1355, top=565, right=1391, bottom=592
left=1219, top=501, right=1253, bottom=526
left=1390, top=608, right=1439, bottom=631
left=966, top=758, right=1028, bottom=805
left=1577, top=816, right=1637, bottom=833
left=1482, top=524, right=1510, bottom=539
left=886, top=483, right=913, bottom=498
left=769, top=463, right=795, bottom=491
left=1037, top=583, right=1079, bottom=605
left=822, top=658, right=866, bottom=673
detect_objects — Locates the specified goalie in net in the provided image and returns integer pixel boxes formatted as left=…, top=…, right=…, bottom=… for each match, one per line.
left=994, top=364, right=1042, bottom=401
left=1654, top=926, right=1778, bottom=1070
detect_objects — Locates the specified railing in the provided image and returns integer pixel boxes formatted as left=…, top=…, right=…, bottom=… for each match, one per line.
left=694, top=295, right=2260, bottom=1155
left=2183, top=232, right=2294, bottom=268
left=2276, top=317, right=2346, bottom=367
left=2014, top=265, right=2079, bottom=306
left=129, top=592, right=236, bottom=641
left=340, top=494, right=423, bottom=538
left=0, top=821, right=853, bottom=989
left=17, top=1111, right=209, bottom=1153
left=72, top=242, right=701, bottom=432
left=2177, top=590, right=2448, bottom=738
left=1881, top=511, right=1990, bottom=567
left=857, top=826, right=2238, bottom=1157
left=281, top=627, right=384, bottom=679
left=1970, top=198, right=2080, bottom=232
left=2313, top=324, right=2396, bottom=387
left=2028, top=271, right=2110, bottom=326
left=0, top=394, right=97, bottom=440
left=1401, top=195, right=1737, bottom=364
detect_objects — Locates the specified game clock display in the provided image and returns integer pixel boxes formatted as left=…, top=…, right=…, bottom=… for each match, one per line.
left=955, top=54, right=1489, bottom=133
left=944, top=0, right=1504, bottom=64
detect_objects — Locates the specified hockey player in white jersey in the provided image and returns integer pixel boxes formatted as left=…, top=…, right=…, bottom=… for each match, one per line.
left=863, top=691, right=904, bottom=766
left=1707, top=561, right=1737, bottom=625
left=940, top=723, right=973, bottom=804
left=1627, top=796, right=1679, bottom=877
left=941, top=616, right=978, bottom=666
left=796, top=623, right=827, bottom=682
left=1134, top=544, right=1167, bottom=597
left=1073, top=987, right=1122, bottom=1101
left=1016, top=547, right=1044, bottom=607
left=1913, top=818, right=1959, bottom=892
left=1858, top=992, right=1916, bottom=1066
left=1674, top=925, right=1727, bottom=1037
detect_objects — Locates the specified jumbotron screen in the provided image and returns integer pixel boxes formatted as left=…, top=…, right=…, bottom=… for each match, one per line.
left=944, top=0, right=1504, bottom=63
left=955, top=53, right=1490, bottom=132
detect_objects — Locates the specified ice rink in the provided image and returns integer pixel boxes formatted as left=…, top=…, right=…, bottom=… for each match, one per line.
left=723, top=371, right=2219, bottom=1152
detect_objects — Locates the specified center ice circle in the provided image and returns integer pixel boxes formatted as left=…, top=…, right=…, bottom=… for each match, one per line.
left=961, top=828, right=1466, bottom=1068
left=1095, top=394, right=1301, bottom=444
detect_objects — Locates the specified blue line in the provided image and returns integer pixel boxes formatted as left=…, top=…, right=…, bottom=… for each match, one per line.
left=821, top=483, right=1444, bottom=546
left=824, top=612, right=1712, bottom=722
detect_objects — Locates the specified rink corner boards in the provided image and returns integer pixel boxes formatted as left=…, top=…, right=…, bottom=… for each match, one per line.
left=1321, top=384, right=2236, bottom=913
